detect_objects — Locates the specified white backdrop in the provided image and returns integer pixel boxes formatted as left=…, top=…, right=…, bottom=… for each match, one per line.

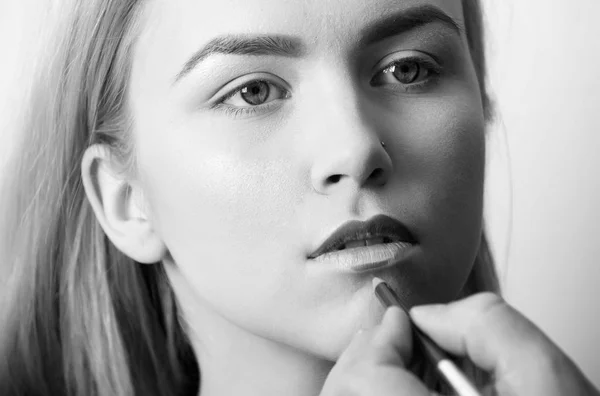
left=1, top=0, right=599, bottom=389
left=482, top=0, right=600, bottom=388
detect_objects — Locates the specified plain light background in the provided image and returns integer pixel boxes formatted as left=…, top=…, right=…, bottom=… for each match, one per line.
left=482, top=0, right=600, bottom=388
left=1, top=0, right=599, bottom=389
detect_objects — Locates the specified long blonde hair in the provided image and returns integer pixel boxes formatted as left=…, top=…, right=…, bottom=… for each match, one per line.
left=0, top=1, right=498, bottom=395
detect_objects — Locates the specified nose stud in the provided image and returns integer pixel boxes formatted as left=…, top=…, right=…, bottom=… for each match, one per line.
left=380, top=140, right=386, bottom=148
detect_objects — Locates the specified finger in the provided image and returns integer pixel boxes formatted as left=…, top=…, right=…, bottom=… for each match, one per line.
left=334, top=327, right=377, bottom=367
left=366, top=306, right=413, bottom=368
left=409, top=292, right=554, bottom=373
left=362, top=365, right=431, bottom=395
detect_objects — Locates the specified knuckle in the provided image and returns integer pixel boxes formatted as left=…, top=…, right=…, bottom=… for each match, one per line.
left=472, top=291, right=505, bottom=309
left=463, top=292, right=508, bottom=340
left=469, top=292, right=506, bottom=324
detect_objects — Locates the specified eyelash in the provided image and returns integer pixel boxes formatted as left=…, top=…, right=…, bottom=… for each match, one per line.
left=210, top=80, right=283, bottom=119
left=210, top=55, right=442, bottom=119
left=372, top=55, right=442, bottom=91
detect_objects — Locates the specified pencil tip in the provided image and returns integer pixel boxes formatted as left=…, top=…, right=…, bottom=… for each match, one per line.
left=372, top=277, right=385, bottom=290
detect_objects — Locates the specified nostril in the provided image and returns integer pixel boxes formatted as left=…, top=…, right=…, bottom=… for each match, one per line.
left=370, top=168, right=384, bottom=180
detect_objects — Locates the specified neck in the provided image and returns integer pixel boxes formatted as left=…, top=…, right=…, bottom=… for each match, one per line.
left=165, top=262, right=334, bottom=396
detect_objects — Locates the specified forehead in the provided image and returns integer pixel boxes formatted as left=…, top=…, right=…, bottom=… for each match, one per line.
left=143, top=0, right=464, bottom=36
left=132, top=0, right=465, bottom=87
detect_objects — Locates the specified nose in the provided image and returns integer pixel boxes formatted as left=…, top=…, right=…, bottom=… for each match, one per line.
left=307, top=80, right=393, bottom=195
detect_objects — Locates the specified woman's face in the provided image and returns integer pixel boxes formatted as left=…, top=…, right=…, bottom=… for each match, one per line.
left=128, top=0, right=485, bottom=360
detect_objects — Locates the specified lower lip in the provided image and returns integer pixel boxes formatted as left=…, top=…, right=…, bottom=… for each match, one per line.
left=310, top=242, right=415, bottom=273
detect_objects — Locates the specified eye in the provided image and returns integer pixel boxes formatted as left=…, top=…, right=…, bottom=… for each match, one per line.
left=371, top=55, right=441, bottom=89
left=387, top=61, right=423, bottom=84
left=220, top=80, right=290, bottom=108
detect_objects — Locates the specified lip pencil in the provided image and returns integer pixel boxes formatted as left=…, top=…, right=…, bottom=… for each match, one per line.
left=372, top=278, right=482, bottom=396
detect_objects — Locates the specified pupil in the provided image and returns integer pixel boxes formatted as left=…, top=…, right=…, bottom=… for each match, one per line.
left=241, top=81, right=270, bottom=105
left=393, top=61, right=420, bottom=84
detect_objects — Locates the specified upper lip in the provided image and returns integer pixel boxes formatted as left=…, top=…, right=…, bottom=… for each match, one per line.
left=308, top=214, right=416, bottom=259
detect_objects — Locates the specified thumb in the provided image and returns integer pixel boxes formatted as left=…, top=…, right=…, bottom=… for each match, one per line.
left=408, top=292, right=600, bottom=396
left=408, top=292, right=553, bottom=374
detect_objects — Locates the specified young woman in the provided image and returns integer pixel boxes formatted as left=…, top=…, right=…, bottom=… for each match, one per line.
left=0, top=0, right=597, bottom=395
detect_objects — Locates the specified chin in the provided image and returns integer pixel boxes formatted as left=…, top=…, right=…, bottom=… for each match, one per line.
left=296, top=313, right=384, bottom=362
left=302, top=331, right=356, bottom=362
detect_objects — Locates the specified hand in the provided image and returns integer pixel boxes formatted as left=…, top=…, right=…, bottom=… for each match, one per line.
left=320, top=305, right=431, bottom=395
left=320, top=292, right=600, bottom=396
left=410, top=292, right=600, bottom=396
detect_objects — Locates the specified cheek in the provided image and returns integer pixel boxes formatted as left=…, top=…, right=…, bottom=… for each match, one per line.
left=166, top=152, right=285, bottom=240
left=137, top=122, right=302, bottom=316
left=394, top=96, right=486, bottom=306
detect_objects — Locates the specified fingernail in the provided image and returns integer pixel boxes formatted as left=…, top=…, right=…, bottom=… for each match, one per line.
left=387, top=305, right=405, bottom=319
left=380, top=306, right=404, bottom=329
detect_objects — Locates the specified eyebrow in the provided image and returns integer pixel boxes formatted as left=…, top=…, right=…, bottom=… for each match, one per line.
left=174, top=35, right=306, bottom=83
left=173, top=4, right=462, bottom=84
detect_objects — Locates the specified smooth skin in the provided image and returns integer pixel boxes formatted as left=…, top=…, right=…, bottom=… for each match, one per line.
left=83, top=0, right=485, bottom=394
left=79, top=0, right=600, bottom=394
left=321, top=292, right=600, bottom=395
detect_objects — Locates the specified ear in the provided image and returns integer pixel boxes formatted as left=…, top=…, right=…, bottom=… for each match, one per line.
left=80, top=144, right=167, bottom=264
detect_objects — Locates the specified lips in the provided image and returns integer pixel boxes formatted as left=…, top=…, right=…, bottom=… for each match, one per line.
left=308, top=214, right=416, bottom=259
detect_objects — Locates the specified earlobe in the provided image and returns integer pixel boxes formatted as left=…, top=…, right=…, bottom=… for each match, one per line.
left=80, top=144, right=167, bottom=264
